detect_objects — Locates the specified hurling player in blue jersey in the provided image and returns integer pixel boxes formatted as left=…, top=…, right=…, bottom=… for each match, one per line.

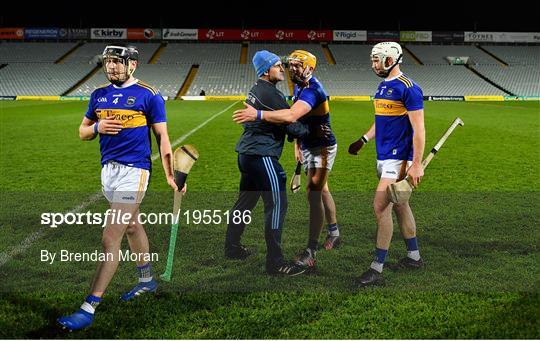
left=348, top=42, right=425, bottom=287
left=233, top=50, right=340, bottom=269
left=58, top=45, right=180, bottom=331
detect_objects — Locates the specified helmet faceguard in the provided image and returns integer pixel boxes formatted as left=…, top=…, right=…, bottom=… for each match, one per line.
left=102, top=45, right=139, bottom=86
left=370, top=42, right=403, bottom=78
left=288, top=50, right=317, bottom=85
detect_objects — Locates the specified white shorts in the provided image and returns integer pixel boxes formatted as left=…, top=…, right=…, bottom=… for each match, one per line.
left=101, top=161, right=149, bottom=204
left=302, top=144, right=337, bottom=171
left=377, top=159, right=411, bottom=180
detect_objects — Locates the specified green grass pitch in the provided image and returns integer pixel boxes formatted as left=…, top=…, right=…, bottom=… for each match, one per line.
left=0, top=100, right=538, bottom=338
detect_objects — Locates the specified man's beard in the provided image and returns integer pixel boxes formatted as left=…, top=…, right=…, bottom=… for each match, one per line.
left=291, top=73, right=306, bottom=85
left=372, top=68, right=389, bottom=78
left=107, top=72, right=128, bottom=86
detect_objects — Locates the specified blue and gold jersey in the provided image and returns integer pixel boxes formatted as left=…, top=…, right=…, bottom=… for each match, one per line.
left=85, top=79, right=167, bottom=170
left=374, top=73, right=423, bottom=161
left=293, top=76, right=337, bottom=149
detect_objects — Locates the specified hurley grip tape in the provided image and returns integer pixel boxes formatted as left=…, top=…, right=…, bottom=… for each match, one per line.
left=174, top=170, right=188, bottom=189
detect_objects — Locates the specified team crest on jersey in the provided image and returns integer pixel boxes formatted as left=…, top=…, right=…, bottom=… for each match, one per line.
left=126, top=96, right=136, bottom=106
left=386, top=89, right=394, bottom=96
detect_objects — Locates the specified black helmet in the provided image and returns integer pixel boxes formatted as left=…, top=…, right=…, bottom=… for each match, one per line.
left=102, top=45, right=139, bottom=62
left=102, top=45, right=139, bottom=85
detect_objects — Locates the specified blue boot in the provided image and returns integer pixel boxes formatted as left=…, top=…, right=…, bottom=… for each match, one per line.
left=58, top=309, right=94, bottom=331
left=121, top=279, right=158, bottom=301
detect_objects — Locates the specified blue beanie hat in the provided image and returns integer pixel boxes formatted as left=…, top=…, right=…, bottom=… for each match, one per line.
left=252, top=50, right=280, bottom=77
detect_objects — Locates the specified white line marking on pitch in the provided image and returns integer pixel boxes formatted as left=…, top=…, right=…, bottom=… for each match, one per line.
left=0, top=101, right=240, bottom=268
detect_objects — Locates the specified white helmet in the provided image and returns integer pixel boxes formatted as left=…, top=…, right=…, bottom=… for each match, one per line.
left=370, top=42, right=403, bottom=77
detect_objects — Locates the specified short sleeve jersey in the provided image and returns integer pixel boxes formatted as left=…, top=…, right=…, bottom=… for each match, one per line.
left=373, top=73, right=423, bottom=160
left=293, top=76, right=337, bottom=149
left=85, top=79, right=166, bottom=170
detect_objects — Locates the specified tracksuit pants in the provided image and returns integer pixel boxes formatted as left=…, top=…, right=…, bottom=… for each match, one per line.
left=225, top=154, right=287, bottom=267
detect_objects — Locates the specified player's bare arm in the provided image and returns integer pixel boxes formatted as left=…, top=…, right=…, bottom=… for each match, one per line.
left=232, top=100, right=311, bottom=124
left=151, top=122, right=181, bottom=192
left=79, top=116, right=123, bottom=140
left=407, top=109, right=425, bottom=187
left=348, top=123, right=375, bottom=155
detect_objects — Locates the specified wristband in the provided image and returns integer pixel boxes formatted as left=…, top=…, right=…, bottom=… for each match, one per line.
left=93, top=122, right=99, bottom=135
left=361, top=135, right=369, bottom=143
left=256, top=110, right=263, bottom=121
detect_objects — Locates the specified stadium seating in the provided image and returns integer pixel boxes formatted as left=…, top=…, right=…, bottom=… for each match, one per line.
left=403, top=64, right=506, bottom=95
left=314, top=64, right=378, bottom=95
left=472, top=65, right=540, bottom=96
left=71, top=63, right=192, bottom=98
left=158, top=43, right=241, bottom=64
left=480, top=45, right=540, bottom=66
left=0, top=41, right=537, bottom=97
left=327, top=44, right=373, bottom=64
left=314, top=63, right=506, bottom=96
left=0, top=42, right=76, bottom=63
left=248, top=43, right=329, bottom=64
left=0, top=63, right=93, bottom=96
left=329, top=44, right=416, bottom=65
left=405, top=44, right=500, bottom=65
left=187, top=62, right=290, bottom=96
left=63, top=42, right=160, bottom=64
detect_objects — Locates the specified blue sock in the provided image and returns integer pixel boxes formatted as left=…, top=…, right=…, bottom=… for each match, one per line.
left=80, top=294, right=101, bottom=314
left=370, top=248, right=388, bottom=273
left=327, top=223, right=339, bottom=236
left=405, top=237, right=418, bottom=251
left=375, top=248, right=388, bottom=264
left=405, top=237, right=421, bottom=261
left=137, top=263, right=153, bottom=283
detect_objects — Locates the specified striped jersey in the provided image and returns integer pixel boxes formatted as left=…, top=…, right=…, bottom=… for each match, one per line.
left=373, top=73, right=423, bottom=161
left=85, top=79, right=166, bottom=170
left=293, top=76, right=337, bottom=149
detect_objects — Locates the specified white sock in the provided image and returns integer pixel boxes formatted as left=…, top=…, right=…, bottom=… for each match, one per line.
left=370, top=261, right=383, bottom=273
left=407, top=250, right=420, bottom=261
left=328, top=223, right=339, bottom=237
left=80, top=302, right=95, bottom=314
left=139, top=276, right=153, bottom=283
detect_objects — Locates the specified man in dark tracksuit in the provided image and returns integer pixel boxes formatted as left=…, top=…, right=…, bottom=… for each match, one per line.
left=225, top=50, right=313, bottom=276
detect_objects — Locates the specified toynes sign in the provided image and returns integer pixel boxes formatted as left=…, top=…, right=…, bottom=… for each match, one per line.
left=465, top=31, right=540, bottom=43
left=464, top=32, right=495, bottom=42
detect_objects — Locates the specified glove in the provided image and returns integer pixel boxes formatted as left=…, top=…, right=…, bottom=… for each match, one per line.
left=348, top=136, right=368, bottom=155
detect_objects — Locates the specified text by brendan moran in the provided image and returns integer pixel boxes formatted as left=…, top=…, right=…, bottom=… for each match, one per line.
left=41, top=249, right=159, bottom=264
